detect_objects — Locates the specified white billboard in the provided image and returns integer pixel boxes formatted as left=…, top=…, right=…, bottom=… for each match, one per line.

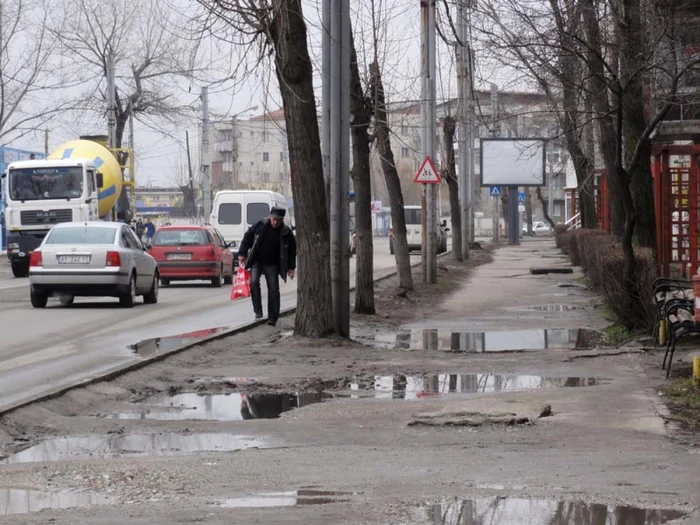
left=480, top=138, right=546, bottom=187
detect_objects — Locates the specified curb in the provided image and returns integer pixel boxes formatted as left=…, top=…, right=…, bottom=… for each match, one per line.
left=0, top=249, right=453, bottom=416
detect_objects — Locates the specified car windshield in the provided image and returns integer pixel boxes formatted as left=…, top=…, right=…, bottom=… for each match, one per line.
left=8, top=167, right=84, bottom=201
left=45, top=227, right=116, bottom=245
left=152, top=229, right=208, bottom=246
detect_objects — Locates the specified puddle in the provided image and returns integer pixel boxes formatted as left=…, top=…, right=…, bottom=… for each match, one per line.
left=129, top=327, right=230, bottom=357
left=0, top=487, right=112, bottom=515
left=1, top=433, right=267, bottom=464
left=220, top=489, right=351, bottom=508
left=369, top=328, right=605, bottom=352
left=349, top=374, right=602, bottom=399
left=421, top=498, right=686, bottom=525
left=520, top=304, right=586, bottom=312
left=106, top=392, right=331, bottom=421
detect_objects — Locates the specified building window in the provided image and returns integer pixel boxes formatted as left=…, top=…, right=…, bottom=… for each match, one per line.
left=401, top=147, right=410, bottom=158
left=400, top=124, right=408, bottom=136
left=280, top=151, right=285, bottom=162
left=262, top=172, right=270, bottom=182
left=262, top=131, right=268, bottom=142
left=263, top=152, right=270, bottom=162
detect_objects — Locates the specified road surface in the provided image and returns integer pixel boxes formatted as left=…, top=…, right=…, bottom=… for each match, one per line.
left=0, top=237, right=416, bottom=411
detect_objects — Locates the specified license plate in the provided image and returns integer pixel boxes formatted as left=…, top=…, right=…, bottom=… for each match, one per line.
left=57, top=255, right=91, bottom=264
left=166, top=253, right=192, bottom=260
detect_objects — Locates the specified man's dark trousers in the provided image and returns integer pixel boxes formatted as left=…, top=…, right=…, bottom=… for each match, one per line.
left=250, top=263, right=280, bottom=322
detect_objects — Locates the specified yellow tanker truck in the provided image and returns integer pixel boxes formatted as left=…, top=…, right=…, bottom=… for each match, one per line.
left=1, top=137, right=134, bottom=277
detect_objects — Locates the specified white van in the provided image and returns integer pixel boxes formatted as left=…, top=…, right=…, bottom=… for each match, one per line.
left=389, top=205, right=447, bottom=254
left=210, top=190, right=287, bottom=255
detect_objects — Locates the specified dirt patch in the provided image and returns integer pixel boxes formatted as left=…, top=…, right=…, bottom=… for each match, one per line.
left=662, top=365, right=700, bottom=433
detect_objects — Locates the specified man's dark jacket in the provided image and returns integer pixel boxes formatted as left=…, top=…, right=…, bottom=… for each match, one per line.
left=238, top=219, right=296, bottom=282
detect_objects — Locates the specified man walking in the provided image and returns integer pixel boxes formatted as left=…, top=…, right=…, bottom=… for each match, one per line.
left=237, top=206, right=296, bottom=326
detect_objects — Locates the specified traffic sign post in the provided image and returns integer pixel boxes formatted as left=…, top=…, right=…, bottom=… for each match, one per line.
left=413, top=156, right=441, bottom=184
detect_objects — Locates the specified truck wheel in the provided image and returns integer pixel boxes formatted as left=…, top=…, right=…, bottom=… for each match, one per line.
left=11, top=261, right=29, bottom=278
left=144, top=273, right=159, bottom=304
left=223, top=263, right=234, bottom=285
left=119, top=274, right=136, bottom=308
left=30, top=288, right=48, bottom=308
left=59, top=295, right=74, bottom=306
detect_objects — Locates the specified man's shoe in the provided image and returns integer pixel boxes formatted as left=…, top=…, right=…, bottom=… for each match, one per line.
left=255, top=313, right=263, bottom=320
left=267, top=319, right=277, bottom=326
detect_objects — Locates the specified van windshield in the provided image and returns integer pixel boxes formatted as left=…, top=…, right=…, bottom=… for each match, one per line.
left=404, top=208, right=421, bottom=225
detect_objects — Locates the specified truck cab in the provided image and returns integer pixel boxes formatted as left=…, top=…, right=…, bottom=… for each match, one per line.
left=2, top=159, right=103, bottom=277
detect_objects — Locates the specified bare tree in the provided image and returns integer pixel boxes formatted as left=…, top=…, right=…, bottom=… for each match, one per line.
left=51, top=0, right=205, bottom=149
left=370, top=60, right=414, bottom=292
left=441, top=115, right=463, bottom=262
left=196, top=0, right=333, bottom=337
left=349, top=29, right=376, bottom=315
left=0, top=0, right=75, bottom=143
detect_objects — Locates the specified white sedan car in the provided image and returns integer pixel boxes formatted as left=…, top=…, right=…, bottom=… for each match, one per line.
left=28, top=221, right=159, bottom=308
left=522, top=221, right=550, bottom=236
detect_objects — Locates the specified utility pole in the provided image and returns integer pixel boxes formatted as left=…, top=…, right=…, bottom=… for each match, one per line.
left=548, top=144, right=555, bottom=235
left=327, top=0, right=350, bottom=337
left=231, top=115, right=238, bottom=189
left=44, top=128, right=49, bottom=156
left=106, top=51, right=116, bottom=150
left=491, top=83, right=499, bottom=242
left=457, top=0, right=471, bottom=260
left=322, top=0, right=331, bottom=218
left=201, top=86, right=211, bottom=220
left=186, top=130, right=195, bottom=219
left=421, top=0, right=438, bottom=284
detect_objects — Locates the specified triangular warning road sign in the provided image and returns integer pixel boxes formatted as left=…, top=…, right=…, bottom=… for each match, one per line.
left=413, top=156, right=441, bottom=184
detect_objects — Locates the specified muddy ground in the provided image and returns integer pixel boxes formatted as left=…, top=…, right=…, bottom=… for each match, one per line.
left=0, top=238, right=699, bottom=525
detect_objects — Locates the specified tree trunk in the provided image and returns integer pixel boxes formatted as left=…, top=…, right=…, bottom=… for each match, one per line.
left=369, top=61, right=414, bottom=291
left=269, top=0, right=333, bottom=337
left=525, top=190, right=533, bottom=235
left=537, top=187, right=555, bottom=228
left=349, top=30, right=375, bottom=314
left=442, top=116, right=462, bottom=262
left=620, top=0, right=656, bottom=252
left=582, top=0, right=624, bottom=237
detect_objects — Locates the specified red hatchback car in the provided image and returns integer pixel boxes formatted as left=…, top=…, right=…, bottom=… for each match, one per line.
left=147, top=226, right=234, bottom=287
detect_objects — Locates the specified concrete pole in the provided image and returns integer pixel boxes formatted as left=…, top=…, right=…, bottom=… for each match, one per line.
left=322, top=0, right=331, bottom=216
left=457, top=0, right=470, bottom=260
left=421, top=0, right=438, bottom=284
left=329, top=0, right=350, bottom=337
left=548, top=145, right=555, bottom=235
left=106, top=51, right=116, bottom=150
left=201, top=86, right=211, bottom=220
left=491, top=83, right=499, bottom=242
left=231, top=115, right=238, bottom=188
left=44, top=128, right=49, bottom=156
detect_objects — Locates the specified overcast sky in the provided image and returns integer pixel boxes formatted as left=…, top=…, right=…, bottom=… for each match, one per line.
left=8, top=0, right=522, bottom=188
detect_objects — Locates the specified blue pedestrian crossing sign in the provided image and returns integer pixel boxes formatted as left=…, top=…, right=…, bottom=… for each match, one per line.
left=518, top=192, right=526, bottom=203
left=489, top=186, right=502, bottom=197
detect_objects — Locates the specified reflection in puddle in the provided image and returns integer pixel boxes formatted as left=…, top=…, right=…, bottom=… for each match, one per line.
left=1, top=433, right=266, bottom=464
left=423, top=498, right=686, bottom=525
left=351, top=374, right=601, bottom=400
left=220, top=489, right=351, bottom=508
left=129, top=327, right=230, bottom=356
left=106, top=392, right=331, bottom=421
left=371, top=328, right=604, bottom=352
left=0, top=488, right=112, bottom=515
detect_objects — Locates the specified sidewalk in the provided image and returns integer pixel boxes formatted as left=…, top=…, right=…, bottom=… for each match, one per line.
left=1, top=238, right=699, bottom=524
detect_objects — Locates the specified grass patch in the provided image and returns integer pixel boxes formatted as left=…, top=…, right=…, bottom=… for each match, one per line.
left=603, top=323, right=631, bottom=345
left=662, top=365, right=700, bottom=433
